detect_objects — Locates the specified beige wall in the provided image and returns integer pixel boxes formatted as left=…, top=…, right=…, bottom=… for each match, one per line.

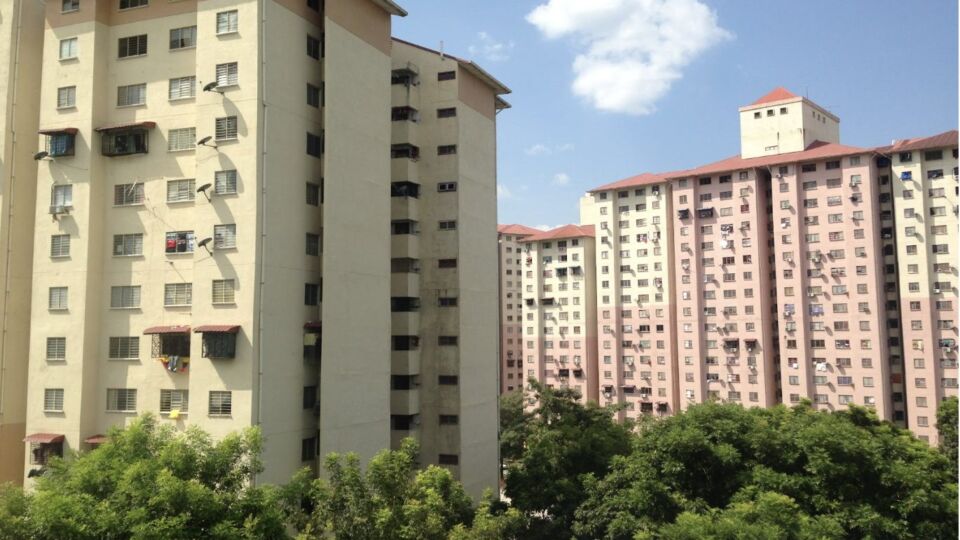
left=739, top=98, right=839, bottom=159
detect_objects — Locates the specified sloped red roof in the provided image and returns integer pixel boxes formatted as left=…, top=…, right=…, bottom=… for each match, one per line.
left=498, top=224, right=541, bottom=236
left=875, top=130, right=958, bottom=154
left=143, top=325, right=191, bottom=335
left=193, top=325, right=240, bottom=334
left=751, top=87, right=799, bottom=106
left=667, top=141, right=869, bottom=179
left=24, top=433, right=64, bottom=443
left=589, top=171, right=684, bottom=193
left=522, top=224, right=595, bottom=242
left=84, top=434, right=108, bottom=444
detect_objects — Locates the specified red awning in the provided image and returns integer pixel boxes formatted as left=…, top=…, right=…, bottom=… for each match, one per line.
left=94, top=121, right=156, bottom=133
left=23, top=433, right=64, bottom=444
left=84, top=434, right=107, bottom=444
left=143, top=325, right=191, bottom=335
left=304, top=322, right=322, bottom=330
left=39, top=127, right=79, bottom=136
left=194, top=325, right=240, bottom=334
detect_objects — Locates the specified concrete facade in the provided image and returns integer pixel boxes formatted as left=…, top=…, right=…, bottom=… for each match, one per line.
left=497, top=224, right=539, bottom=393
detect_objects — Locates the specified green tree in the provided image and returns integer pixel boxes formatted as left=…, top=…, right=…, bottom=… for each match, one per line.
left=574, top=402, right=958, bottom=540
left=499, top=390, right=531, bottom=464
left=503, top=380, right=633, bottom=539
left=0, top=414, right=289, bottom=539
left=937, top=395, right=958, bottom=470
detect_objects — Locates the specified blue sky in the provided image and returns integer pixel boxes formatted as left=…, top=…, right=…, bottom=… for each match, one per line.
left=392, top=0, right=958, bottom=229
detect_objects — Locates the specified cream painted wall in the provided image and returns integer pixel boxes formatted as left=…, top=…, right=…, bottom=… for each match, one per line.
left=739, top=99, right=839, bottom=159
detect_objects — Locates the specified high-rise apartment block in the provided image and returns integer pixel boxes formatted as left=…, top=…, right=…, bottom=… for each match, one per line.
left=511, top=88, right=956, bottom=443
left=497, top=224, right=539, bottom=393
left=12, top=0, right=507, bottom=494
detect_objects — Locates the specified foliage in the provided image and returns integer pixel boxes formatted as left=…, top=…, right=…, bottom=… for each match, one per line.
left=572, top=402, right=958, bottom=540
left=0, top=414, right=288, bottom=539
left=502, top=379, right=633, bottom=539
left=937, top=396, right=958, bottom=470
left=498, top=390, right=531, bottom=464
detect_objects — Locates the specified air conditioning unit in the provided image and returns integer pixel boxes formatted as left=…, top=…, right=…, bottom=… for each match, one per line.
left=685, top=389, right=695, bottom=399
left=934, top=288, right=941, bottom=294
left=808, top=292, right=816, bottom=297
left=573, top=357, right=581, bottom=366
left=49, top=204, right=70, bottom=215
left=625, top=358, right=635, bottom=366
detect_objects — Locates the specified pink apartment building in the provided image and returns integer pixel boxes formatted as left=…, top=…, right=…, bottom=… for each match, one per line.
left=498, top=224, right=541, bottom=393
left=520, top=225, right=599, bottom=403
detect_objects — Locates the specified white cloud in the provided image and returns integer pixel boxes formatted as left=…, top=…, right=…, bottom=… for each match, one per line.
left=527, top=0, right=732, bottom=115
left=534, top=224, right=559, bottom=231
left=468, top=31, right=515, bottom=62
left=552, top=173, right=571, bottom=186
left=497, top=184, right=513, bottom=199
left=525, top=143, right=576, bottom=156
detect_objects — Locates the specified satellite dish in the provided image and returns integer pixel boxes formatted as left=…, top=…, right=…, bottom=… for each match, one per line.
left=33, top=151, right=49, bottom=160
left=197, top=136, right=213, bottom=146
left=197, top=183, right=212, bottom=193
left=203, top=81, right=220, bottom=92
left=198, top=237, right=212, bottom=248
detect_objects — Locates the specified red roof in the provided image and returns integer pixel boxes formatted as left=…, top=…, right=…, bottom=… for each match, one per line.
left=750, top=87, right=799, bottom=106
left=39, top=127, right=78, bottom=136
left=522, top=224, right=595, bottom=242
left=589, top=171, right=683, bottom=193
left=94, top=121, right=156, bottom=133
left=24, top=433, right=64, bottom=444
left=668, top=141, right=868, bottom=179
left=876, top=130, right=958, bottom=154
left=84, top=434, right=108, bottom=444
left=193, top=325, right=240, bottom=334
left=143, top=325, right=191, bottom=335
left=498, top=224, right=541, bottom=236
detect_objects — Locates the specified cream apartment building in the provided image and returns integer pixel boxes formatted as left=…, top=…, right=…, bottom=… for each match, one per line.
left=497, top=224, right=539, bottom=393
left=520, top=225, right=599, bottom=403
left=0, top=0, right=43, bottom=484
left=21, top=0, right=507, bottom=495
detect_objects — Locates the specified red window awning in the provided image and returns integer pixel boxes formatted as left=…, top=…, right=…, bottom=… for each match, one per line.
left=39, top=127, right=78, bottom=136
left=143, top=325, right=191, bottom=335
left=23, top=433, right=64, bottom=444
left=303, top=322, right=322, bottom=331
left=194, top=325, right=240, bottom=334
left=94, top=121, right=156, bottom=133
left=84, top=434, right=107, bottom=444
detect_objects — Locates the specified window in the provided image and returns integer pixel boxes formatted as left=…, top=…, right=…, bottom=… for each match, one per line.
left=168, top=76, right=196, bottom=100
left=306, top=35, right=321, bottom=59
left=47, top=132, right=75, bottom=157
left=117, top=83, right=146, bottom=106
left=167, top=128, right=196, bottom=152
left=306, top=233, right=321, bottom=255
left=51, top=185, right=73, bottom=211
left=437, top=107, right=457, bottom=118
left=166, top=179, right=196, bottom=203
left=164, top=283, right=192, bottom=306
left=216, top=62, right=238, bottom=88
left=438, top=258, right=457, bottom=268
left=438, top=71, right=456, bottom=81
left=101, top=127, right=148, bottom=156
left=46, top=337, right=66, bottom=361
left=438, top=375, right=458, bottom=385
left=202, top=333, right=236, bottom=359
left=215, top=116, right=238, bottom=140
left=438, top=454, right=459, bottom=465
left=307, top=83, right=321, bottom=107
left=110, top=285, right=140, bottom=308
left=50, top=235, right=70, bottom=258
left=306, top=0, right=320, bottom=11
left=62, top=0, right=79, bottom=12
left=438, top=220, right=457, bottom=230
left=216, top=10, right=239, bottom=34
left=119, top=0, right=147, bottom=8
left=301, top=437, right=318, bottom=461
left=169, top=26, right=196, bottom=49
left=114, top=183, right=144, bottom=206
left=304, top=283, right=320, bottom=305
left=438, top=145, right=457, bottom=155
left=307, top=132, right=323, bottom=156
left=437, top=182, right=457, bottom=192
left=214, top=224, right=237, bottom=249
left=212, top=279, right=235, bottom=304
left=44, top=389, right=64, bottom=412
left=118, top=34, right=147, bottom=58
left=439, top=414, right=459, bottom=425
left=160, top=390, right=189, bottom=414
left=48, top=287, right=68, bottom=310
left=57, top=86, right=76, bottom=108
left=306, top=183, right=321, bottom=206
left=438, top=336, right=459, bottom=346
left=113, top=233, right=143, bottom=256
left=438, top=297, right=458, bottom=307
left=209, top=391, right=232, bottom=416
left=924, top=150, right=943, bottom=161
left=106, top=388, right=137, bottom=412
left=60, top=37, right=78, bottom=59
left=164, top=231, right=194, bottom=254
left=109, top=337, right=139, bottom=359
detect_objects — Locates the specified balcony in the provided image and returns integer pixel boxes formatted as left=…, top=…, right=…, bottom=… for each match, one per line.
left=391, top=111, right=419, bottom=146
left=390, top=231, right=419, bottom=258
left=96, top=121, right=155, bottom=157
left=391, top=388, right=420, bottom=415
left=391, top=348, right=420, bottom=375
left=697, top=207, right=715, bottom=219
left=391, top=194, right=420, bottom=222
left=391, top=312, right=420, bottom=335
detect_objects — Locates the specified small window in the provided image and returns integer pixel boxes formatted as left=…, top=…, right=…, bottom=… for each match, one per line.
left=438, top=336, right=459, bottom=346
left=117, top=34, right=147, bottom=58
left=160, top=389, right=189, bottom=414
left=57, top=86, right=76, bottom=108
left=438, top=258, right=457, bottom=268
left=106, top=388, right=137, bottom=412
left=438, top=220, right=457, bottom=230
left=214, top=224, right=237, bottom=249
left=302, top=386, right=318, bottom=409
left=212, top=279, right=235, bottom=304
left=215, top=116, right=238, bottom=140
left=438, top=454, right=459, bottom=465
left=62, top=0, right=79, bottom=13
left=202, top=332, right=236, bottom=358
left=165, top=231, right=194, bottom=253
left=101, top=128, right=148, bottom=156
left=113, top=233, right=143, bottom=256
left=108, top=337, right=139, bottom=359
left=801, top=163, right=816, bottom=172
left=119, top=0, right=147, bottom=9
left=307, top=132, right=323, bottom=157
left=306, top=183, right=321, bottom=206
left=216, top=10, right=239, bottom=34
left=110, top=285, right=141, bottom=308
left=438, top=297, right=458, bottom=307
left=167, top=128, right=196, bottom=152
left=438, top=70, right=456, bottom=81
left=208, top=391, right=232, bottom=416
left=306, top=83, right=321, bottom=108
left=169, top=76, right=196, bottom=100
left=215, top=170, right=238, bottom=195
left=437, top=182, right=457, bottom=192
left=114, top=183, right=145, bottom=206
left=44, top=388, right=65, bottom=412
left=169, top=26, right=197, bottom=49
left=50, top=235, right=71, bottom=258
left=52, top=185, right=73, bottom=209
left=924, top=150, right=943, bottom=161
left=305, top=233, right=321, bottom=255
left=438, top=145, right=457, bottom=155
left=437, top=107, right=457, bottom=118
left=117, top=83, right=146, bottom=107
left=306, top=35, right=321, bottom=59
left=439, top=414, right=459, bottom=425
left=301, top=437, right=318, bottom=461
left=304, top=283, right=320, bottom=305
left=215, top=62, right=238, bottom=87
left=46, top=337, right=66, bottom=361
left=164, top=283, right=192, bottom=306
left=60, top=37, right=78, bottom=59
left=438, top=375, right=458, bottom=385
